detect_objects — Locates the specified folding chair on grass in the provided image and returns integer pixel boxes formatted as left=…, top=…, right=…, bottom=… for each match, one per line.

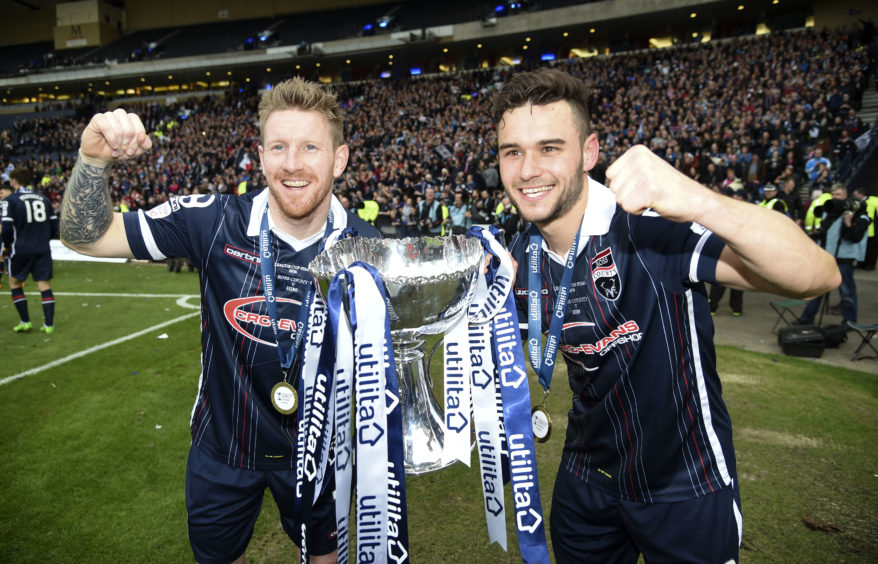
left=846, top=321, right=878, bottom=361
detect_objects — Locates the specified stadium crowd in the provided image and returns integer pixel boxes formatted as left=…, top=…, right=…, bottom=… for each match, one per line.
left=1, top=25, right=874, bottom=240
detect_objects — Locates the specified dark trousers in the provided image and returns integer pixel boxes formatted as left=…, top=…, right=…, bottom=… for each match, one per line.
left=860, top=236, right=877, bottom=270
left=802, top=259, right=857, bottom=324
left=710, top=284, right=743, bottom=314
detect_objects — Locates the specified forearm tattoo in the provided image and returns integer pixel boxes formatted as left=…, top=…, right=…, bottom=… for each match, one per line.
left=60, top=157, right=113, bottom=246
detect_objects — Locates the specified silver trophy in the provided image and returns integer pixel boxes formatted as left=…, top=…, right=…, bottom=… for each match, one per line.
left=309, top=235, right=483, bottom=474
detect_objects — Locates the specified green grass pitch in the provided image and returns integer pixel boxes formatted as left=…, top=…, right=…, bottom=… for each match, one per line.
left=1, top=261, right=876, bottom=562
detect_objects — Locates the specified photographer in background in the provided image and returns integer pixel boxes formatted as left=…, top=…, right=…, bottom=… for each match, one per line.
left=853, top=187, right=877, bottom=271
left=796, top=183, right=871, bottom=327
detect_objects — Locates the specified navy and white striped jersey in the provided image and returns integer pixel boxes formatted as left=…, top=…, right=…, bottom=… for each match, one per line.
left=509, top=178, right=737, bottom=503
left=1, top=186, right=58, bottom=256
left=123, top=189, right=380, bottom=470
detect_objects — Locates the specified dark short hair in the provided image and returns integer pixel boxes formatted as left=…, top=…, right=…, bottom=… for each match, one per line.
left=492, top=68, right=591, bottom=141
left=10, top=167, right=32, bottom=187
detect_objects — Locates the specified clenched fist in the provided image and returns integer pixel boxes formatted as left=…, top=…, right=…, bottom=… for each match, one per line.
left=605, top=144, right=710, bottom=224
left=80, top=108, right=153, bottom=166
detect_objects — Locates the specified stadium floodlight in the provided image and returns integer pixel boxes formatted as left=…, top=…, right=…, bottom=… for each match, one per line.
left=541, top=53, right=555, bottom=61
left=410, top=68, right=422, bottom=76
left=380, top=71, right=391, bottom=78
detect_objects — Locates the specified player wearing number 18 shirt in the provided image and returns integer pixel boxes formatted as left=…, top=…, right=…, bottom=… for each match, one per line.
left=2, top=167, right=58, bottom=333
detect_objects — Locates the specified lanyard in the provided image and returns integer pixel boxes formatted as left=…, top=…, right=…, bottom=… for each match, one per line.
left=258, top=206, right=334, bottom=379
left=526, top=224, right=583, bottom=392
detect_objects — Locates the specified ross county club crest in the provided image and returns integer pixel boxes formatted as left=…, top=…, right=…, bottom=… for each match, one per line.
left=590, top=248, right=621, bottom=301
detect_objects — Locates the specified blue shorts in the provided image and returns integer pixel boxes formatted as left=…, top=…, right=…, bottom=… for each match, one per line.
left=8, top=252, right=53, bottom=282
left=185, top=444, right=337, bottom=563
left=550, top=467, right=742, bottom=564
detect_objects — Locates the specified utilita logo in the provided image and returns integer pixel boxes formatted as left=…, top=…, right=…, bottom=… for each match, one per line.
left=223, top=296, right=300, bottom=346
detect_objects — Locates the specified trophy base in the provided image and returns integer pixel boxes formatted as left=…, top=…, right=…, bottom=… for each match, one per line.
left=395, top=336, right=464, bottom=475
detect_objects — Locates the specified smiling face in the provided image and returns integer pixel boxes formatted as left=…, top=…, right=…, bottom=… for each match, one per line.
left=258, top=108, right=349, bottom=238
left=497, top=101, right=597, bottom=231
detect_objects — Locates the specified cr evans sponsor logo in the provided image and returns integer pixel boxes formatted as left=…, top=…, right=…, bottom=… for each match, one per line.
left=561, top=320, right=641, bottom=356
left=224, top=244, right=261, bottom=265
left=223, top=296, right=300, bottom=346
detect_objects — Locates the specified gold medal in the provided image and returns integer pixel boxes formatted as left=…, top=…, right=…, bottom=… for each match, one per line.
left=531, top=405, right=552, bottom=442
left=271, top=381, right=298, bottom=414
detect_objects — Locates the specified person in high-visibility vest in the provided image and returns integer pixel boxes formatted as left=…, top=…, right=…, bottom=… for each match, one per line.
left=416, top=187, right=447, bottom=235
left=804, top=191, right=832, bottom=234
left=795, top=183, right=870, bottom=327
left=853, top=187, right=877, bottom=270
left=357, top=198, right=379, bottom=225
left=756, top=184, right=789, bottom=216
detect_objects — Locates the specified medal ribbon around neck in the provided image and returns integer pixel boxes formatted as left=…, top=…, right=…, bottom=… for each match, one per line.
left=526, top=223, right=583, bottom=393
left=258, top=206, right=336, bottom=384
left=260, top=205, right=343, bottom=561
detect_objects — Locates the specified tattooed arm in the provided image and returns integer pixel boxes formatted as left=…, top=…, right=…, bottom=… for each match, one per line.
left=60, top=109, right=152, bottom=257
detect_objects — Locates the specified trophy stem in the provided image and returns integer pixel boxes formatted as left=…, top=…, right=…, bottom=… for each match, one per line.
left=393, top=336, right=454, bottom=475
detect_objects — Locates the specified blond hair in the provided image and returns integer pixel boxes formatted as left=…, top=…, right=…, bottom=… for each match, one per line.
left=258, top=77, right=344, bottom=147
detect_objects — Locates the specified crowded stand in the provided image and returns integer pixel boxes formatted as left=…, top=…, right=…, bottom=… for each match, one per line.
left=1, top=25, right=875, bottom=242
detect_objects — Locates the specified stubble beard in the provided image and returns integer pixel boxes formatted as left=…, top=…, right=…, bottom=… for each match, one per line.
left=268, top=176, right=331, bottom=226
left=518, top=159, right=586, bottom=228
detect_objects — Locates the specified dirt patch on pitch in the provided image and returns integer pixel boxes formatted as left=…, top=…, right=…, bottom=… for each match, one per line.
left=736, top=427, right=824, bottom=448
left=721, top=372, right=764, bottom=385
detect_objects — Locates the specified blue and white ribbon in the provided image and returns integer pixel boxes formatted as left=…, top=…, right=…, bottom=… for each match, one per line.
left=468, top=309, right=507, bottom=548
left=327, top=276, right=354, bottom=564
left=329, top=263, right=410, bottom=564
left=442, top=313, right=472, bottom=466
left=295, top=291, right=335, bottom=562
left=468, top=226, right=549, bottom=563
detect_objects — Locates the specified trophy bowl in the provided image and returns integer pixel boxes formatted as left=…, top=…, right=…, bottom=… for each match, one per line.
left=309, top=235, right=483, bottom=474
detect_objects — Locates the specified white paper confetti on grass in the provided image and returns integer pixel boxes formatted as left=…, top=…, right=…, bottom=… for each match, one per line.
left=157, top=333, right=168, bottom=339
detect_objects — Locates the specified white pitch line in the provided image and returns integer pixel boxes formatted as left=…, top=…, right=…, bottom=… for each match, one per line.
left=0, top=311, right=201, bottom=386
left=54, top=292, right=198, bottom=298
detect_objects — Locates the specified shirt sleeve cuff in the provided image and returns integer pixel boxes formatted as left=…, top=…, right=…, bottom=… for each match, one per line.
left=690, top=232, right=726, bottom=284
